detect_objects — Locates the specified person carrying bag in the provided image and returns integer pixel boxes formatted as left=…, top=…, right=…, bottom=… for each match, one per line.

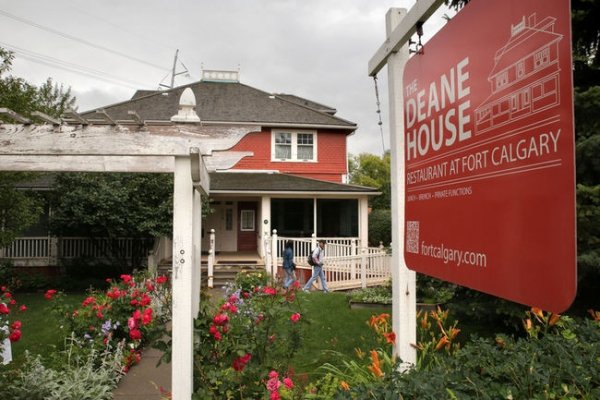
left=302, top=240, right=329, bottom=293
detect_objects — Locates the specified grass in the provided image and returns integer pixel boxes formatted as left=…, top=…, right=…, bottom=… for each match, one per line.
left=292, top=291, right=390, bottom=378
left=3, top=292, right=85, bottom=369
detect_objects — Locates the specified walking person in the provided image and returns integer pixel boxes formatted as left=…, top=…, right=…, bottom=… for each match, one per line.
left=303, top=240, right=329, bottom=293
left=282, top=240, right=297, bottom=289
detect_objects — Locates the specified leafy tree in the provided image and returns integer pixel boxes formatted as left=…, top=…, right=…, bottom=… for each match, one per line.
left=348, top=152, right=391, bottom=210
left=49, top=173, right=174, bottom=271
left=0, top=47, right=76, bottom=248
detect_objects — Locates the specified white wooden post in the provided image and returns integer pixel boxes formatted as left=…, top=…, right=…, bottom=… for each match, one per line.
left=171, top=156, right=195, bottom=400
left=208, top=229, right=215, bottom=289
left=361, top=247, right=367, bottom=289
left=351, top=238, right=357, bottom=279
left=271, top=229, right=278, bottom=277
left=386, top=8, right=417, bottom=367
left=192, top=188, right=202, bottom=318
left=311, top=233, right=316, bottom=251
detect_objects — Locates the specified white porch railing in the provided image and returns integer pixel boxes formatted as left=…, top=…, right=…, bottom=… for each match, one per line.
left=1, top=236, right=152, bottom=266
left=270, top=231, right=391, bottom=291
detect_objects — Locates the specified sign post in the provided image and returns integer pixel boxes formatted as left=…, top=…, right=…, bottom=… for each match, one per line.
left=402, top=0, right=576, bottom=312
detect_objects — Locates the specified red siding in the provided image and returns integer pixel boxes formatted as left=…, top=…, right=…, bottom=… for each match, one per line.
left=230, top=129, right=348, bottom=183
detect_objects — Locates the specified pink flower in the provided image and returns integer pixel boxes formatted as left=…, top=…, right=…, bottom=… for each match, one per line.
left=129, top=328, right=142, bottom=340
left=128, top=317, right=137, bottom=330
left=290, top=313, right=301, bottom=323
left=270, top=392, right=281, bottom=400
left=44, top=289, right=57, bottom=300
left=266, top=377, right=281, bottom=392
left=283, top=377, right=294, bottom=389
left=9, top=329, right=21, bottom=342
left=0, top=303, right=9, bottom=314
left=268, top=370, right=279, bottom=379
left=19, top=304, right=27, bottom=312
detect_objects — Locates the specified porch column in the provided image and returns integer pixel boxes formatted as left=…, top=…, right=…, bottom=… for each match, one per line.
left=358, top=196, right=369, bottom=249
left=171, top=156, right=195, bottom=400
left=260, top=196, right=271, bottom=259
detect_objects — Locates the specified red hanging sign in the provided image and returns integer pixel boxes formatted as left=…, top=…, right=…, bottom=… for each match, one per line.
left=403, top=0, right=576, bottom=312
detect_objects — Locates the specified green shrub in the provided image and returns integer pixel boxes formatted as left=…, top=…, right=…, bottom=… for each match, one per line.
left=368, top=209, right=391, bottom=247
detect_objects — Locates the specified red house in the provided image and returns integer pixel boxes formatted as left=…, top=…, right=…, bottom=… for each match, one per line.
left=78, top=70, right=379, bottom=264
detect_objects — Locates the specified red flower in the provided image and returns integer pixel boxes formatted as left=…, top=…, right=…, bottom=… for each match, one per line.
left=120, top=274, right=133, bottom=283
left=290, top=313, right=301, bottom=323
left=9, top=329, right=22, bottom=342
left=11, top=320, right=21, bottom=330
left=142, top=308, right=153, bottom=325
left=156, top=275, right=168, bottom=285
left=82, top=296, right=96, bottom=307
left=44, top=289, right=57, bottom=300
left=0, top=303, right=9, bottom=314
left=262, top=286, right=277, bottom=296
left=140, top=294, right=151, bottom=307
left=384, top=332, right=396, bottom=344
left=107, top=288, right=121, bottom=299
left=145, top=281, right=155, bottom=292
left=129, top=328, right=142, bottom=340
left=232, top=353, right=252, bottom=371
left=133, top=309, right=143, bottom=321
left=213, top=313, right=229, bottom=326
left=3, top=292, right=11, bottom=299
left=9, top=299, right=16, bottom=305
left=19, top=304, right=27, bottom=312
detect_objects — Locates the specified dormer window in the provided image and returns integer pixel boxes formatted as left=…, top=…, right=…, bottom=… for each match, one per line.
left=272, top=130, right=317, bottom=161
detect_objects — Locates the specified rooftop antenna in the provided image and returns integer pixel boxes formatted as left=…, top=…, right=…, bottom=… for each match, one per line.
left=159, top=49, right=190, bottom=89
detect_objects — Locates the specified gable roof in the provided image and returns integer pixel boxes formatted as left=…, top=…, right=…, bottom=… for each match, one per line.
left=80, top=81, right=356, bottom=132
left=209, top=172, right=379, bottom=195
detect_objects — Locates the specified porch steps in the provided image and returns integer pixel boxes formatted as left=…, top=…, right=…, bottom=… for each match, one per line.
left=156, top=258, right=263, bottom=288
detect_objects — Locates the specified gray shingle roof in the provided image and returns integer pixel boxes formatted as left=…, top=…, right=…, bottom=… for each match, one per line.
left=209, top=172, right=378, bottom=194
left=81, top=81, right=356, bottom=130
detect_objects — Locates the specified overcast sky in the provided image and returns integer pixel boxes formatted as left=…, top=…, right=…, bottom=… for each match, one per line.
left=0, top=0, right=452, bottom=156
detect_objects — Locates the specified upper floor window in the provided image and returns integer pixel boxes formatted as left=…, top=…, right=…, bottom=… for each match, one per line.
left=272, top=130, right=317, bottom=161
left=533, top=47, right=550, bottom=69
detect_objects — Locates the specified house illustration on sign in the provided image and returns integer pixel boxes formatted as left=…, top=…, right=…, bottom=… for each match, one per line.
left=475, top=13, right=563, bottom=135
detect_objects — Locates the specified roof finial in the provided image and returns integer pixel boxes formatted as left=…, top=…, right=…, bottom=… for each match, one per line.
left=171, top=88, right=200, bottom=123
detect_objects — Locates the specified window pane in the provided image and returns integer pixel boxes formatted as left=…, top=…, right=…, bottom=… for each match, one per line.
left=275, top=144, right=292, bottom=159
left=240, top=210, right=255, bottom=231
left=275, top=132, right=291, bottom=144
left=297, top=146, right=313, bottom=160
left=297, top=133, right=313, bottom=145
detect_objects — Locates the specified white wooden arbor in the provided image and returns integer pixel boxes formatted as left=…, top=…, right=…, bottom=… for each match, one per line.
left=368, top=0, right=445, bottom=368
left=0, top=105, right=257, bottom=399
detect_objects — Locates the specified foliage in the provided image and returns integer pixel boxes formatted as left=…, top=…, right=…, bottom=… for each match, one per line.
left=49, top=172, right=173, bottom=270
left=368, top=209, right=391, bottom=247
left=0, top=284, right=26, bottom=361
left=189, top=279, right=306, bottom=399
left=348, top=152, right=391, bottom=210
left=0, top=172, right=43, bottom=248
left=332, top=309, right=600, bottom=399
left=1, top=338, right=124, bottom=400
left=347, top=277, right=455, bottom=306
left=49, top=272, right=171, bottom=373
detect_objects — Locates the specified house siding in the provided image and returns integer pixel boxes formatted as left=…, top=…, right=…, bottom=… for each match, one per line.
left=230, top=129, right=348, bottom=182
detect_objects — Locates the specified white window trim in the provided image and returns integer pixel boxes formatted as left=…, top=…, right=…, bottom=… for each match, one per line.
left=271, top=130, right=318, bottom=162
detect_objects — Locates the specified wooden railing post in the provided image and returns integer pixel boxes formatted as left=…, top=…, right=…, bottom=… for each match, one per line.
left=264, top=231, right=271, bottom=276
left=208, top=229, right=215, bottom=288
left=351, top=238, right=357, bottom=279
left=361, top=248, right=367, bottom=289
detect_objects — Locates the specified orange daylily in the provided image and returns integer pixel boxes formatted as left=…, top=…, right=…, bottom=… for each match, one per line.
left=368, top=350, right=383, bottom=377
left=384, top=331, right=396, bottom=345
left=435, top=335, right=450, bottom=351
left=340, top=381, right=350, bottom=391
left=548, top=313, right=561, bottom=326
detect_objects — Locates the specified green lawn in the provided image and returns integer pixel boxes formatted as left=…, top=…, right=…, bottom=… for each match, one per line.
left=4, top=292, right=85, bottom=369
left=292, top=291, right=390, bottom=377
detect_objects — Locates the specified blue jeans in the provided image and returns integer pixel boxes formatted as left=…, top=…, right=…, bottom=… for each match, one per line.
left=283, top=267, right=296, bottom=288
left=303, top=264, right=329, bottom=292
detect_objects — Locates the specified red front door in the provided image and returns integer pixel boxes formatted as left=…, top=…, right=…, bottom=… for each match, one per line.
left=237, top=202, right=257, bottom=252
